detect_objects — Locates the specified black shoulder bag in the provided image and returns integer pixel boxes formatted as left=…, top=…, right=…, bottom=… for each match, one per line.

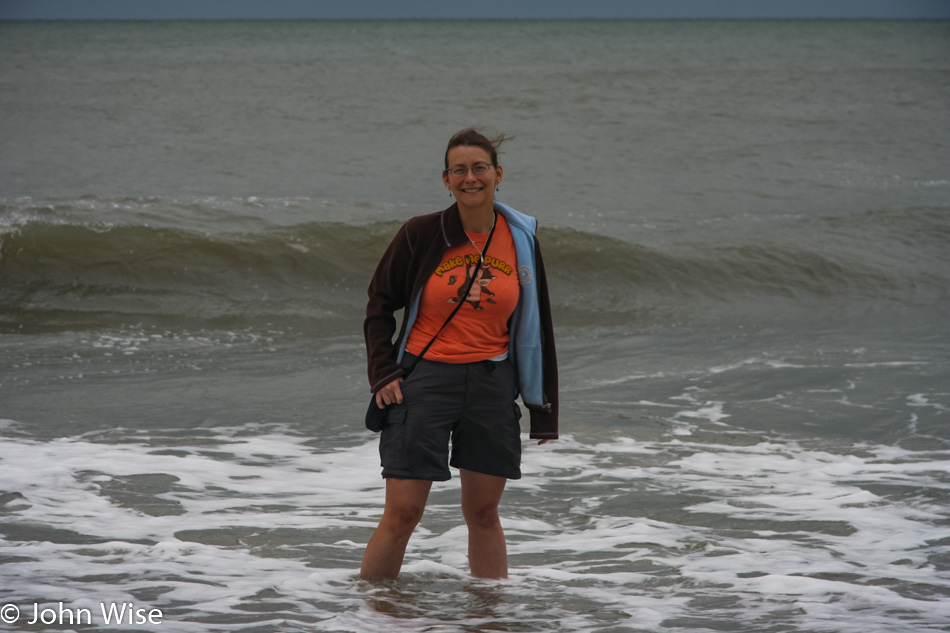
left=365, top=215, right=496, bottom=432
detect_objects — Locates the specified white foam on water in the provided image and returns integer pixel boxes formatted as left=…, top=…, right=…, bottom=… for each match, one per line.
left=1, top=424, right=948, bottom=632
left=908, top=393, right=950, bottom=412
left=582, top=371, right=670, bottom=388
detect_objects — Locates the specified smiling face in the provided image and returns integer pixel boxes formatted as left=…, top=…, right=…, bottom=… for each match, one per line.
left=442, top=145, right=503, bottom=213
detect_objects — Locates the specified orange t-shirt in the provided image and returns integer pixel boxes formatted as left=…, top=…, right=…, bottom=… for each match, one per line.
left=406, top=214, right=520, bottom=363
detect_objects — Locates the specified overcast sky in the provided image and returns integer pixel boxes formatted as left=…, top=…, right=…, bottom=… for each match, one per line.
left=2, top=0, right=950, bottom=20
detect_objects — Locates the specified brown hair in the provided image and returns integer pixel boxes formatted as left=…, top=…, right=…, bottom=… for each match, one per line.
left=443, top=127, right=514, bottom=169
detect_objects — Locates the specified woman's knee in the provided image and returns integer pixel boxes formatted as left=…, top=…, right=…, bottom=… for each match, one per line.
left=382, top=504, right=425, bottom=533
left=463, top=503, right=500, bottom=530
left=380, top=478, right=431, bottom=534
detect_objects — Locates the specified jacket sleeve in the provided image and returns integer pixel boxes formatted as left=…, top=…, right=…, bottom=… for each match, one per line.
left=364, top=224, right=412, bottom=393
left=528, top=237, right=560, bottom=440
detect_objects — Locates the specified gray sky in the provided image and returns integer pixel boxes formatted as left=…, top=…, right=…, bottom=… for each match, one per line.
left=2, top=0, right=950, bottom=20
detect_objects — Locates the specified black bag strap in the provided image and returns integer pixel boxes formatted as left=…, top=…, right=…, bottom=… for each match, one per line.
left=417, top=212, right=496, bottom=361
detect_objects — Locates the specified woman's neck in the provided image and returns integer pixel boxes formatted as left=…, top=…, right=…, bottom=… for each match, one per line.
left=459, top=205, right=495, bottom=233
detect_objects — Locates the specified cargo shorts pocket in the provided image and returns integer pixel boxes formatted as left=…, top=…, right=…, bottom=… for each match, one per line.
left=379, top=407, right=410, bottom=472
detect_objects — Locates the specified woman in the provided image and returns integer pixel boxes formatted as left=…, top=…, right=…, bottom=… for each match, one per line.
left=361, top=127, right=558, bottom=581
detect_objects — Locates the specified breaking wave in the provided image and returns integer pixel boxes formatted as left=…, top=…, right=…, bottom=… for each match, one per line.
left=2, top=205, right=947, bottom=333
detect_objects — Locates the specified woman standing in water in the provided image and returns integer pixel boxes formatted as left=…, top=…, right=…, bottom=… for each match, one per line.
left=361, top=127, right=559, bottom=580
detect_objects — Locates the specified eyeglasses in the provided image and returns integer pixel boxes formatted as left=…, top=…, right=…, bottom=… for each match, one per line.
left=445, top=163, right=495, bottom=177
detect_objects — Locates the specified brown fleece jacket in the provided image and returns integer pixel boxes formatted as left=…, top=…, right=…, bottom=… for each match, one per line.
left=364, top=203, right=558, bottom=440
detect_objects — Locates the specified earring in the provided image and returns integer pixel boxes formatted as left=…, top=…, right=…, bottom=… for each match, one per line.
left=495, top=185, right=499, bottom=192
left=448, top=189, right=453, bottom=197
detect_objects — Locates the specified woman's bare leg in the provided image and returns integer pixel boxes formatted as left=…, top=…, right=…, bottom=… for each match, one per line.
left=360, top=478, right=432, bottom=580
left=460, top=468, right=509, bottom=579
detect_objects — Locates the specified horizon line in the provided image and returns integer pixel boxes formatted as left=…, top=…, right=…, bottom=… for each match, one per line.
left=3, top=16, right=950, bottom=22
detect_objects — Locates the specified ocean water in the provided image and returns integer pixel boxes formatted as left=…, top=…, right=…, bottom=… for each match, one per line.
left=1, top=19, right=949, bottom=633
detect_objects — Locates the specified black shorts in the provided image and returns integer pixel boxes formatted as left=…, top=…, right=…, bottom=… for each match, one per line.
left=378, top=355, right=523, bottom=481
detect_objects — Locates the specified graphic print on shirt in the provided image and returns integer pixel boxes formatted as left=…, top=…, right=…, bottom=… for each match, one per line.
left=436, top=254, right=513, bottom=311
left=448, top=260, right=496, bottom=310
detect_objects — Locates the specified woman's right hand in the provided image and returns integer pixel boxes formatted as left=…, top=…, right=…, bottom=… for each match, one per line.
left=375, top=377, right=405, bottom=409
